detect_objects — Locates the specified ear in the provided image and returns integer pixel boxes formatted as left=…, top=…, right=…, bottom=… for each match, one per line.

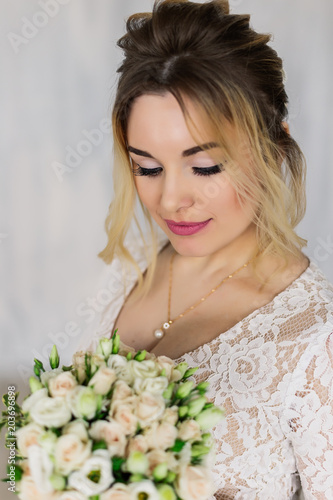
left=282, top=121, right=290, bottom=135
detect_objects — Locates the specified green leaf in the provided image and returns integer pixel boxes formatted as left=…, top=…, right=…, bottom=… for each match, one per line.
left=92, top=440, right=108, bottom=451
left=112, top=456, right=126, bottom=472
left=169, top=439, right=186, bottom=453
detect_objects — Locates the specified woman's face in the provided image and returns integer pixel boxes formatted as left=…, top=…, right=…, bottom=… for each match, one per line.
left=126, top=92, right=257, bottom=258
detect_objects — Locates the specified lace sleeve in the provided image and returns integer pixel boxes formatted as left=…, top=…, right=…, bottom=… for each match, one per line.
left=281, top=324, right=333, bottom=500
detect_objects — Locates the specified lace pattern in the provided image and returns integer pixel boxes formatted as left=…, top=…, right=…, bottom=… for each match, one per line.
left=79, top=236, right=333, bottom=499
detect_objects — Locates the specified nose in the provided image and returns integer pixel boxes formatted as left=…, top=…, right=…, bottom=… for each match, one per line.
left=159, top=169, right=194, bottom=214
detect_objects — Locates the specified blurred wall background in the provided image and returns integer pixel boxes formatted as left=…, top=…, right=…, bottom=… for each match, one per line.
left=1, top=0, right=332, bottom=496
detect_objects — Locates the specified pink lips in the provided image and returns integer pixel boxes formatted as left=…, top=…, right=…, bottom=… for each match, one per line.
left=164, top=219, right=212, bottom=235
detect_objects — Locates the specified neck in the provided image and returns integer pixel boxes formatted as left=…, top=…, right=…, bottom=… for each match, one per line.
left=170, top=224, right=260, bottom=279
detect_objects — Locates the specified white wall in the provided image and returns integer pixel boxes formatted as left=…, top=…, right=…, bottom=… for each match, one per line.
left=1, top=1, right=332, bottom=496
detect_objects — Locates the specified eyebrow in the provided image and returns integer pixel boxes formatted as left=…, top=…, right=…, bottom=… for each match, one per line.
left=127, top=142, right=218, bottom=159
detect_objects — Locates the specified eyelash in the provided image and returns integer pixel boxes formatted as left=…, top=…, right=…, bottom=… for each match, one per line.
left=131, top=164, right=224, bottom=177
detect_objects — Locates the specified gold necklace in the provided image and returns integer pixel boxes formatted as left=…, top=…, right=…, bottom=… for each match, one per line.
left=153, top=251, right=258, bottom=340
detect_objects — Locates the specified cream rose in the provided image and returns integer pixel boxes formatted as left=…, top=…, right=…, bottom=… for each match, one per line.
left=72, top=351, right=88, bottom=383
left=22, top=388, right=48, bottom=414
left=41, top=368, right=63, bottom=387
left=136, top=392, right=165, bottom=428
left=54, top=433, right=92, bottom=475
left=177, top=419, right=202, bottom=441
left=126, top=434, right=149, bottom=456
left=144, top=422, right=177, bottom=450
left=68, top=450, right=114, bottom=496
left=175, top=465, right=215, bottom=500
left=88, top=367, right=116, bottom=395
left=89, top=420, right=127, bottom=457
left=161, top=406, right=179, bottom=426
left=30, top=397, right=72, bottom=428
left=112, top=380, right=133, bottom=401
left=48, top=372, right=78, bottom=398
left=16, top=423, right=45, bottom=458
left=156, top=355, right=175, bottom=380
left=18, top=475, right=60, bottom=500
left=133, top=376, right=168, bottom=395
left=100, top=483, right=132, bottom=500
left=62, top=419, right=89, bottom=441
left=112, top=402, right=138, bottom=436
left=146, top=449, right=177, bottom=475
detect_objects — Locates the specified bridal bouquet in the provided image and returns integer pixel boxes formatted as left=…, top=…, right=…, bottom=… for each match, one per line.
left=1, top=332, right=224, bottom=500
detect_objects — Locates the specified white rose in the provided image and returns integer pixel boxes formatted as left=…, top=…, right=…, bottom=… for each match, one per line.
left=135, top=392, right=165, bottom=428
left=126, top=434, right=149, bottom=456
left=30, top=397, right=72, bottom=428
left=27, top=445, right=54, bottom=494
left=58, top=492, right=87, bottom=500
left=112, top=380, right=133, bottom=401
left=89, top=420, right=127, bottom=457
left=144, top=422, right=177, bottom=450
left=18, top=475, right=59, bottom=500
left=63, top=419, right=89, bottom=441
left=54, top=433, right=92, bottom=475
left=66, top=386, right=99, bottom=420
left=16, top=423, right=45, bottom=458
left=48, top=371, right=78, bottom=398
left=68, top=449, right=114, bottom=496
left=91, top=353, right=107, bottom=373
left=100, top=483, right=132, bottom=500
left=130, top=360, right=160, bottom=380
left=133, top=376, right=168, bottom=395
left=129, top=480, right=159, bottom=500
left=88, top=367, right=116, bottom=395
left=175, top=465, right=215, bottom=500
left=161, top=406, right=179, bottom=426
left=22, top=388, right=48, bottom=414
left=107, top=355, right=133, bottom=385
left=177, top=420, right=202, bottom=442
left=38, top=430, right=58, bottom=455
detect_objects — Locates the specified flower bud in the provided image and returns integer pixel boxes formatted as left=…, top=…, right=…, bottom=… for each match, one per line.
left=175, top=362, right=188, bottom=378
left=183, top=367, right=198, bottom=379
left=49, top=345, right=60, bottom=369
left=197, top=381, right=209, bottom=392
left=126, top=451, right=149, bottom=475
left=112, top=333, right=120, bottom=354
left=165, top=471, right=177, bottom=483
left=130, top=473, right=145, bottom=482
left=191, top=443, right=211, bottom=458
left=38, top=430, right=58, bottom=454
left=134, top=350, right=147, bottom=361
left=157, top=483, right=176, bottom=500
left=153, top=462, right=168, bottom=481
left=96, top=337, right=113, bottom=358
left=29, top=376, right=43, bottom=393
left=187, top=396, right=206, bottom=418
left=178, top=406, right=188, bottom=418
left=49, top=473, right=66, bottom=491
left=195, top=407, right=224, bottom=430
left=163, top=382, right=175, bottom=400
left=175, top=381, right=194, bottom=400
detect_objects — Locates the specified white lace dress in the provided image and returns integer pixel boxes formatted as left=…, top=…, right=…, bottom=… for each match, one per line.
left=79, top=235, right=333, bottom=500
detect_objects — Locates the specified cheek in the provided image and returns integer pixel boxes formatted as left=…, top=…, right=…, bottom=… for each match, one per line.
left=134, top=179, right=159, bottom=208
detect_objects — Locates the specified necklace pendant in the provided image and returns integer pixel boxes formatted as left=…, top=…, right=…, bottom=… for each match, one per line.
left=163, top=322, right=170, bottom=330
left=154, top=328, right=164, bottom=339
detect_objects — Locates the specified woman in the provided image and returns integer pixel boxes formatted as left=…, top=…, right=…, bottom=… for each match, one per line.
left=81, top=1, right=333, bottom=498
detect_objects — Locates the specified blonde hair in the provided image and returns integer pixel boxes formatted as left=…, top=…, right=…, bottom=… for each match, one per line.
left=99, top=0, right=307, bottom=300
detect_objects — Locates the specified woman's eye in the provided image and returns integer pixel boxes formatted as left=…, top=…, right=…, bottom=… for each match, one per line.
left=131, top=163, right=224, bottom=177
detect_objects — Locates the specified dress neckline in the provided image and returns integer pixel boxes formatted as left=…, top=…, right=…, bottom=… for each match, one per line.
left=110, top=236, right=315, bottom=361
